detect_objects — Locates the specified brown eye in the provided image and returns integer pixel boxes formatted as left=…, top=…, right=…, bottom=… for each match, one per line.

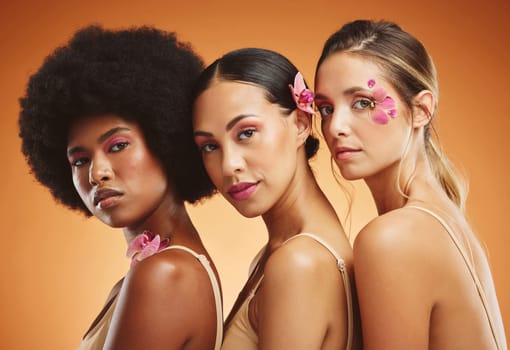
left=238, top=128, right=256, bottom=140
left=317, top=105, right=333, bottom=118
left=71, top=157, right=89, bottom=167
left=200, top=143, right=217, bottom=153
left=109, top=142, right=129, bottom=152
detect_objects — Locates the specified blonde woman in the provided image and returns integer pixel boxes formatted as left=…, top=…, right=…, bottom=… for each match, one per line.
left=314, top=19, right=506, bottom=350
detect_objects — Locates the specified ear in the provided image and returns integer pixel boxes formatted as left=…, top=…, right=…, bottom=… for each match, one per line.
left=294, top=109, right=312, bottom=146
left=412, top=90, right=435, bottom=128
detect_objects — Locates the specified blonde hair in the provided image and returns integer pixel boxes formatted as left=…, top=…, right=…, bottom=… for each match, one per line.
left=316, top=20, right=467, bottom=210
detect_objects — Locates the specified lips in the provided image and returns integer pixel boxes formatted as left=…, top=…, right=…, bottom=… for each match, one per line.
left=93, top=188, right=123, bottom=208
left=227, top=182, right=258, bottom=201
left=335, top=146, right=361, bottom=160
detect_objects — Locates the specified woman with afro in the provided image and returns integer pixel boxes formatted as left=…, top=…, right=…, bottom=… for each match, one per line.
left=19, top=25, right=223, bottom=350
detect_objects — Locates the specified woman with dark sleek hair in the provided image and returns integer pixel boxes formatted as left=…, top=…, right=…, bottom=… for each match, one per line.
left=19, top=25, right=222, bottom=350
left=315, top=19, right=506, bottom=349
left=192, top=48, right=361, bottom=350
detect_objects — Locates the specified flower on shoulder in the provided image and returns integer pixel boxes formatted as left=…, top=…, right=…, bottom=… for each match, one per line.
left=289, top=72, right=315, bottom=115
left=126, top=230, right=170, bottom=267
left=367, top=79, right=397, bottom=125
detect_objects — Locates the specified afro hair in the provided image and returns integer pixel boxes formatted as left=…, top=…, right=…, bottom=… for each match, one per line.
left=19, top=25, right=215, bottom=216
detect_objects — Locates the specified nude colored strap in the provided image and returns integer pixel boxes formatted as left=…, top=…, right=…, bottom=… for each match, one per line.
left=406, top=206, right=502, bottom=350
left=283, top=233, right=353, bottom=350
left=160, top=245, right=224, bottom=350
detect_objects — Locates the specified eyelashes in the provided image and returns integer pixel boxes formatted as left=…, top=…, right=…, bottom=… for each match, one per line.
left=197, top=127, right=258, bottom=154
left=317, top=96, right=375, bottom=118
left=69, top=139, right=130, bottom=167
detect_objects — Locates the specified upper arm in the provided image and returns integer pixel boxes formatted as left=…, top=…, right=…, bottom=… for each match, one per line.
left=257, top=241, right=340, bottom=350
left=353, top=217, right=438, bottom=350
left=103, top=251, right=209, bottom=350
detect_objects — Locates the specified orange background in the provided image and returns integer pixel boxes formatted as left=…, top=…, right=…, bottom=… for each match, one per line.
left=1, top=0, right=509, bottom=348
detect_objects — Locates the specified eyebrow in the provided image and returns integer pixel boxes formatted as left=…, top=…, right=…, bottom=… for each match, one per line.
left=314, top=86, right=368, bottom=101
left=67, top=126, right=131, bottom=156
left=193, top=114, right=258, bottom=137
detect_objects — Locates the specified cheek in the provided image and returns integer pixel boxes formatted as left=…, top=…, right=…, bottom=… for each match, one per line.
left=72, top=169, right=88, bottom=196
left=320, top=120, right=335, bottom=147
left=71, top=169, right=95, bottom=210
left=202, top=155, right=223, bottom=187
left=125, top=149, right=167, bottom=189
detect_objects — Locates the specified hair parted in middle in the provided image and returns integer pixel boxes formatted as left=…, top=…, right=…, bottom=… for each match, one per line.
left=192, top=47, right=320, bottom=159
left=316, top=19, right=466, bottom=210
left=19, top=25, right=215, bottom=216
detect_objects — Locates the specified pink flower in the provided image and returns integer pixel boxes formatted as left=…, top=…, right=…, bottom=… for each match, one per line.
left=367, top=79, right=397, bottom=125
left=289, top=72, right=315, bottom=114
left=126, top=231, right=170, bottom=267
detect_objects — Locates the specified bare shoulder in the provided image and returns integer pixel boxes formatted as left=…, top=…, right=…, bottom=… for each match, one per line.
left=267, top=236, right=334, bottom=272
left=255, top=236, right=346, bottom=349
left=264, top=236, right=339, bottom=289
left=354, top=207, right=439, bottom=257
left=105, top=248, right=216, bottom=349
left=124, top=247, right=209, bottom=298
left=352, top=207, right=451, bottom=283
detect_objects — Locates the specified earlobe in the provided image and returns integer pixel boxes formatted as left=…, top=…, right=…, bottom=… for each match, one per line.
left=412, top=90, right=435, bottom=128
left=294, top=110, right=312, bottom=146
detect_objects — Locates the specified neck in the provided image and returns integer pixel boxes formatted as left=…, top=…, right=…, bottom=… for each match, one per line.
left=262, top=162, right=339, bottom=252
left=123, top=194, right=202, bottom=250
left=365, top=146, right=436, bottom=215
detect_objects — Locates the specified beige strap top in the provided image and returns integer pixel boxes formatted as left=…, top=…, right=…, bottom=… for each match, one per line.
left=221, top=233, right=353, bottom=350
left=406, top=205, right=502, bottom=350
left=76, top=245, right=223, bottom=350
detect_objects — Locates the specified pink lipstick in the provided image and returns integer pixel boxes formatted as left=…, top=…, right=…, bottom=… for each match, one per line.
left=227, top=182, right=258, bottom=201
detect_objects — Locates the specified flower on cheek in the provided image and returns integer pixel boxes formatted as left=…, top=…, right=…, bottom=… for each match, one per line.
left=289, top=72, right=315, bottom=115
left=126, top=230, right=170, bottom=267
left=367, top=79, right=397, bottom=125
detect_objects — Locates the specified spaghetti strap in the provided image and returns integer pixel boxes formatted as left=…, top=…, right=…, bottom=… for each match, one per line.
left=159, top=245, right=224, bottom=350
left=283, top=233, right=353, bottom=350
left=406, top=206, right=502, bottom=350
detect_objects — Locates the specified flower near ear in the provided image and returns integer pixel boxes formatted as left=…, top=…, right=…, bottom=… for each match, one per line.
left=289, top=72, right=315, bottom=114
left=367, top=79, right=397, bottom=125
left=126, top=230, right=170, bottom=267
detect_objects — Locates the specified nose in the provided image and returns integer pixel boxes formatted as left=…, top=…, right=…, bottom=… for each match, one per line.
left=326, top=108, right=352, bottom=138
left=221, top=144, right=245, bottom=177
left=89, top=154, right=113, bottom=186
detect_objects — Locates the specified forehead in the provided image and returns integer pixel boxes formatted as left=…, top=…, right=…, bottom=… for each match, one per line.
left=315, top=52, right=385, bottom=92
left=193, top=80, right=271, bottom=126
left=67, top=114, right=139, bottom=145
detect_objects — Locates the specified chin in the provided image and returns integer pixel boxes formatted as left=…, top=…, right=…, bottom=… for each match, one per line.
left=230, top=202, right=266, bottom=219
left=337, top=168, right=364, bottom=181
left=341, top=173, right=363, bottom=181
left=95, top=211, right=133, bottom=228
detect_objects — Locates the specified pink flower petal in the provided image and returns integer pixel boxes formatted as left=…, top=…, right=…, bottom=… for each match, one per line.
left=368, top=79, right=376, bottom=88
left=144, top=230, right=156, bottom=240
left=379, top=96, right=395, bottom=109
left=299, top=90, right=314, bottom=104
left=289, top=84, right=300, bottom=105
left=137, top=234, right=161, bottom=261
left=289, top=72, right=315, bottom=115
left=389, top=109, right=397, bottom=117
left=301, top=105, right=316, bottom=114
left=372, top=108, right=389, bottom=124
left=373, top=87, right=387, bottom=102
left=126, top=233, right=149, bottom=258
left=293, top=72, right=306, bottom=93
left=159, top=238, right=170, bottom=250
